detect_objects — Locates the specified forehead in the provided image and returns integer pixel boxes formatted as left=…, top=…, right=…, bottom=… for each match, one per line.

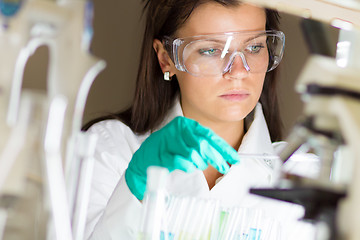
left=176, top=3, right=266, bottom=38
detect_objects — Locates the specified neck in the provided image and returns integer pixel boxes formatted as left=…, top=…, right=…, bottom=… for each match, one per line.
left=199, top=119, right=245, bottom=150
left=200, top=120, right=244, bottom=190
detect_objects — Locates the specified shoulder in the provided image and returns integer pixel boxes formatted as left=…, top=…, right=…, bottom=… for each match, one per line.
left=87, top=119, right=133, bottom=138
left=86, top=119, right=149, bottom=153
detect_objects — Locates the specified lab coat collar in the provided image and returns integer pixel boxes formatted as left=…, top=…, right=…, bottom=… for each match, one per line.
left=238, top=102, right=275, bottom=156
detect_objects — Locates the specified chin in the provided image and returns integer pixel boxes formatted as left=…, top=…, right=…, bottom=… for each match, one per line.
left=219, top=106, right=253, bottom=120
left=215, top=112, right=248, bottom=123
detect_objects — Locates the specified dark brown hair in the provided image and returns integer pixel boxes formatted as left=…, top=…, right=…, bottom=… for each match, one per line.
left=83, top=0, right=283, bottom=141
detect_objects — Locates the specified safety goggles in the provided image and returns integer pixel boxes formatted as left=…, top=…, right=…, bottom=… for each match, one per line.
left=163, top=30, right=285, bottom=77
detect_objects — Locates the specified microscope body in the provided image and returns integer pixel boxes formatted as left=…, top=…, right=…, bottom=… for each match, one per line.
left=293, top=54, right=360, bottom=240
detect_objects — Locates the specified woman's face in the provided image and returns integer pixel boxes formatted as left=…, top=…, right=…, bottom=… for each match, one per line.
left=172, top=3, right=267, bottom=126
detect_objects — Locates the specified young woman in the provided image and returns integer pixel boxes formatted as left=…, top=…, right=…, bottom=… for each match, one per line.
left=84, top=0, right=318, bottom=239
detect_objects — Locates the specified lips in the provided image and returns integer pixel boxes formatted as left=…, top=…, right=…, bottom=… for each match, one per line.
left=219, top=90, right=250, bottom=101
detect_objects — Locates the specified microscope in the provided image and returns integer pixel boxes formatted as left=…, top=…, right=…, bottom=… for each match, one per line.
left=240, top=0, right=360, bottom=239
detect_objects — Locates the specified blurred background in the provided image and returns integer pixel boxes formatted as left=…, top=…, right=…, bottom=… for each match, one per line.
left=21, top=0, right=339, bottom=137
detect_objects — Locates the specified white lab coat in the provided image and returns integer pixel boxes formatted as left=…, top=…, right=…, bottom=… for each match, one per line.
left=85, top=100, right=319, bottom=240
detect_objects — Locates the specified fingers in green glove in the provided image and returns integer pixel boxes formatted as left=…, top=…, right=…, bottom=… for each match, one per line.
left=125, top=116, right=242, bottom=201
left=178, top=117, right=240, bottom=173
left=162, top=150, right=208, bottom=172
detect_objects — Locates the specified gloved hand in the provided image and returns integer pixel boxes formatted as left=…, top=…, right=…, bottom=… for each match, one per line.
left=125, top=116, right=240, bottom=200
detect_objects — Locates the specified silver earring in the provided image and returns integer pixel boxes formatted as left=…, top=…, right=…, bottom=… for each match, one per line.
left=164, top=71, right=171, bottom=81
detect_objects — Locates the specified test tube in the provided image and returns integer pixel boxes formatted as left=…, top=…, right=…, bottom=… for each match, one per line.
left=209, top=203, right=224, bottom=240
left=184, top=198, right=211, bottom=239
left=138, top=166, right=169, bottom=240
left=220, top=207, right=242, bottom=239
left=233, top=207, right=249, bottom=240
left=243, top=208, right=263, bottom=240
left=192, top=199, right=215, bottom=239
left=259, top=217, right=282, bottom=240
left=178, top=197, right=197, bottom=239
left=165, top=195, right=178, bottom=239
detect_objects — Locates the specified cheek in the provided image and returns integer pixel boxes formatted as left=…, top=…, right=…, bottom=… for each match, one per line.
left=177, top=73, right=215, bottom=99
left=254, top=74, right=266, bottom=97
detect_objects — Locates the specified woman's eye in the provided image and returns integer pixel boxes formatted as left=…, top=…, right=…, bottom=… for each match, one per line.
left=246, top=44, right=264, bottom=53
left=199, top=48, right=221, bottom=56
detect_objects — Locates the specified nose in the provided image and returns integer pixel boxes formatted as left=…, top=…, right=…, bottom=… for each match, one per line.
left=223, top=52, right=250, bottom=79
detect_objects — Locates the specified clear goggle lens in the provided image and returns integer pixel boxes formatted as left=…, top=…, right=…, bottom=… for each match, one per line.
left=166, top=31, right=285, bottom=77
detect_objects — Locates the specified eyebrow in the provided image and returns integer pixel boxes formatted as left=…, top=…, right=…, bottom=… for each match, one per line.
left=195, top=32, right=267, bottom=44
left=194, top=38, right=227, bottom=44
left=243, top=32, right=267, bottom=43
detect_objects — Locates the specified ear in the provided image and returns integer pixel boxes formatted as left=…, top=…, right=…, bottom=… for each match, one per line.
left=153, top=39, right=175, bottom=77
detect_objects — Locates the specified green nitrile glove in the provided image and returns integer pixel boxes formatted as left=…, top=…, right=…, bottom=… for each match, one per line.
left=125, top=116, right=240, bottom=200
